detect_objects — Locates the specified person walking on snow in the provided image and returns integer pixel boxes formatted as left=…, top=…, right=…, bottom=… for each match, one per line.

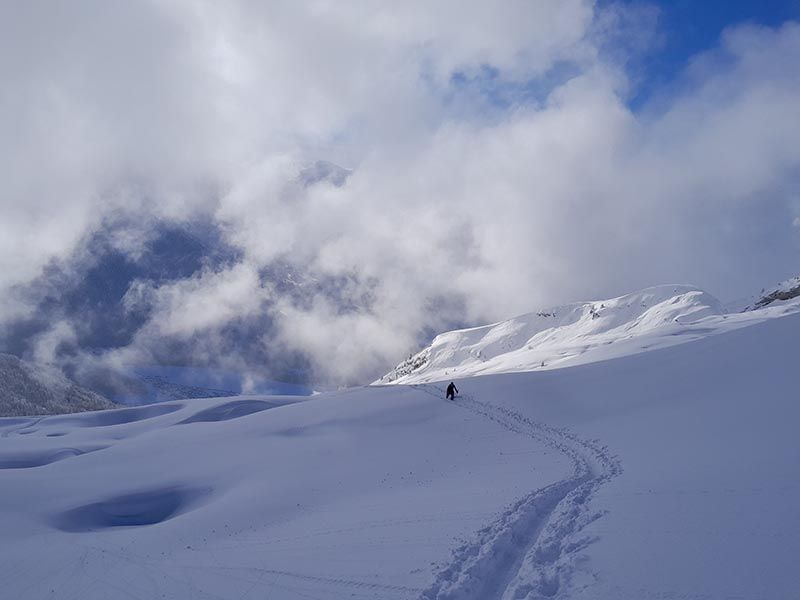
left=446, top=381, right=458, bottom=400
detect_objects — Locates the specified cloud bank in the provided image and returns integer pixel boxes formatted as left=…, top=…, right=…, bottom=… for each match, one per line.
left=1, top=1, right=799, bottom=385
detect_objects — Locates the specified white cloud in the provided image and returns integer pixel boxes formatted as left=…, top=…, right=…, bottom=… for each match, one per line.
left=1, top=3, right=799, bottom=383
left=133, top=262, right=266, bottom=337
left=31, top=321, right=78, bottom=366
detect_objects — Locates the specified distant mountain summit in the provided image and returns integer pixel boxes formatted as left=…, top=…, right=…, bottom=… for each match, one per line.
left=0, top=354, right=116, bottom=417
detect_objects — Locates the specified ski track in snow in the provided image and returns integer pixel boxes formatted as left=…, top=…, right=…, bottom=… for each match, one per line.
left=0, top=416, right=44, bottom=438
left=412, top=384, right=621, bottom=600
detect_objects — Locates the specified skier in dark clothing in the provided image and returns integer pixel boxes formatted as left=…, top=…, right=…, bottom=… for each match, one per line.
left=446, top=381, right=458, bottom=400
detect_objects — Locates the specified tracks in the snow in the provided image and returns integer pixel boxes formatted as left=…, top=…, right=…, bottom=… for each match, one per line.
left=0, top=417, right=44, bottom=438
left=412, top=384, right=620, bottom=600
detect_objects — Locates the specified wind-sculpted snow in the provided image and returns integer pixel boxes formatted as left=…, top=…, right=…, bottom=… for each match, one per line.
left=0, top=310, right=799, bottom=598
left=379, top=284, right=800, bottom=384
left=46, top=402, right=182, bottom=427
left=178, top=398, right=296, bottom=424
left=0, top=445, right=108, bottom=469
left=51, top=486, right=211, bottom=532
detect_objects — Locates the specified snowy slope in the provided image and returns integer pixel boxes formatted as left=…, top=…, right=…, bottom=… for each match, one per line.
left=1, top=308, right=798, bottom=599
left=378, top=284, right=800, bottom=384
left=0, top=353, right=116, bottom=417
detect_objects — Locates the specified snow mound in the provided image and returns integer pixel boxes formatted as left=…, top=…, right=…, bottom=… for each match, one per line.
left=178, top=399, right=291, bottom=424
left=0, top=354, right=116, bottom=417
left=378, top=284, right=761, bottom=384
left=47, top=402, right=182, bottom=428
left=0, top=445, right=108, bottom=469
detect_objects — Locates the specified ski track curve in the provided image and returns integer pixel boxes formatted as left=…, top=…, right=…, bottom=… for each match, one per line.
left=0, top=417, right=45, bottom=438
left=412, top=383, right=621, bottom=600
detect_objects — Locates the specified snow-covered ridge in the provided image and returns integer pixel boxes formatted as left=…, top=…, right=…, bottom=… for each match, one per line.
left=377, top=283, right=800, bottom=384
left=745, top=275, right=800, bottom=310
left=2, top=311, right=799, bottom=598
left=0, top=354, right=116, bottom=417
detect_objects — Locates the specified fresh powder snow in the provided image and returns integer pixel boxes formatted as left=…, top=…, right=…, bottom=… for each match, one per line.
left=378, top=284, right=800, bottom=384
left=1, top=287, right=798, bottom=599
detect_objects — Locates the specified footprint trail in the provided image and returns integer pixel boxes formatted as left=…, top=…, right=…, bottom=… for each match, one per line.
left=412, top=383, right=621, bottom=600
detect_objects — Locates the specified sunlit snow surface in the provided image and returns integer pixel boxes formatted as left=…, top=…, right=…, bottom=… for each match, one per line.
left=1, top=308, right=799, bottom=599
left=379, top=284, right=800, bottom=384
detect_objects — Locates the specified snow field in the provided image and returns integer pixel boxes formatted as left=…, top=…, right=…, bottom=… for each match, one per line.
left=2, top=306, right=799, bottom=599
left=0, top=389, right=571, bottom=599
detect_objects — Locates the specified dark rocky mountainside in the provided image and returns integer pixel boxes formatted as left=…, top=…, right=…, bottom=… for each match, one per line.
left=0, top=354, right=116, bottom=417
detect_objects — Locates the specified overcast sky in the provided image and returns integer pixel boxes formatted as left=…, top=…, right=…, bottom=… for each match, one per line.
left=1, top=1, right=799, bottom=384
